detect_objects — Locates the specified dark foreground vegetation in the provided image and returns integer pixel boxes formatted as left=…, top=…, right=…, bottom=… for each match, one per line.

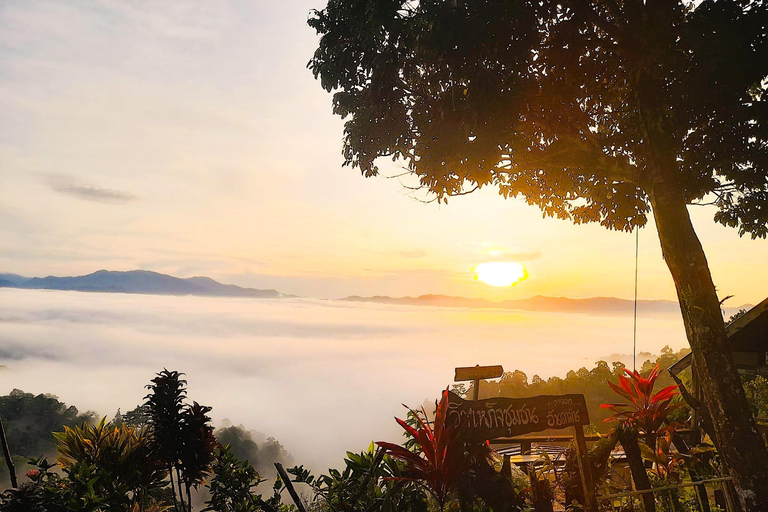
left=1, top=350, right=766, bottom=512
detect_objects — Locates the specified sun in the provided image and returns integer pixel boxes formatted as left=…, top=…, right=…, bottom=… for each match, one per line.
left=474, top=262, right=528, bottom=287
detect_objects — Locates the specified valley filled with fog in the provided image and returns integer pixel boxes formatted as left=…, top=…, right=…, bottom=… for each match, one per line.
left=0, top=288, right=688, bottom=471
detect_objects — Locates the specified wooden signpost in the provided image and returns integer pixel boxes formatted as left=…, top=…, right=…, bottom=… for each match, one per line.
left=454, top=364, right=504, bottom=400
left=449, top=366, right=596, bottom=511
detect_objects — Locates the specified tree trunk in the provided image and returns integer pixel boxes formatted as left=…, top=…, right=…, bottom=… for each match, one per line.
left=0, top=418, right=17, bottom=489
left=168, top=465, right=180, bottom=512
left=649, top=180, right=768, bottom=511
left=176, top=467, right=186, bottom=511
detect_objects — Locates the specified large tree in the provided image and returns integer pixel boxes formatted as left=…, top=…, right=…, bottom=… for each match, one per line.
left=308, top=0, right=768, bottom=508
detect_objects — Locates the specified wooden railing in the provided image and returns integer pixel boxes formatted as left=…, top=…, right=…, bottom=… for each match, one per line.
left=598, top=477, right=738, bottom=512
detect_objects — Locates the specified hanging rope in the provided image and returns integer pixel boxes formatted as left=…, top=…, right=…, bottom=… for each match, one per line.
left=633, top=225, right=639, bottom=372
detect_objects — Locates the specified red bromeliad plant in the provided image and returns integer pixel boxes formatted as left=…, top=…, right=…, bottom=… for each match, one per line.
left=376, top=389, right=463, bottom=511
left=601, top=364, right=683, bottom=447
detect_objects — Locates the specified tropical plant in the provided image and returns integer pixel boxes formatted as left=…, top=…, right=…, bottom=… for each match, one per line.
left=54, top=418, right=168, bottom=510
left=0, top=457, right=67, bottom=512
left=463, top=443, right=528, bottom=512
left=377, top=392, right=531, bottom=512
left=638, top=434, right=686, bottom=484
left=145, top=369, right=188, bottom=511
left=144, top=370, right=219, bottom=512
left=0, top=371, right=295, bottom=512
left=602, top=366, right=683, bottom=512
left=203, top=445, right=264, bottom=512
left=601, top=365, right=682, bottom=449
left=528, top=461, right=554, bottom=512
left=178, top=402, right=218, bottom=510
left=289, top=443, right=428, bottom=512
left=639, top=436, right=702, bottom=512
left=376, top=390, right=462, bottom=511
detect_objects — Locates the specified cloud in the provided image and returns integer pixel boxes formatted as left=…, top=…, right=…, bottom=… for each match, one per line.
left=45, top=174, right=136, bottom=203
left=0, top=288, right=689, bottom=473
left=395, top=249, right=429, bottom=258
left=482, top=249, right=542, bottom=262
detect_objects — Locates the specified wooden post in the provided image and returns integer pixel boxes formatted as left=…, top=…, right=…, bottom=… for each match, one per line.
left=0, top=418, right=17, bottom=489
left=472, top=378, right=480, bottom=400
left=573, top=424, right=596, bottom=512
left=275, top=462, right=307, bottom=512
left=724, top=479, right=743, bottom=512
left=619, top=430, right=656, bottom=512
left=691, top=359, right=702, bottom=440
left=520, top=439, right=532, bottom=472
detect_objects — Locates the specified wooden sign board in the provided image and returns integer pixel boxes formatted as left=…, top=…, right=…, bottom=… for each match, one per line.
left=454, top=365, right=504, bottom=382
left=446, top=392, right=589, bottom=443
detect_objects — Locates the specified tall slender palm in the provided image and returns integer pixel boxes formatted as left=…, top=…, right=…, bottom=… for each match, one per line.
left=144, top=369, right=188, bottom=511
left=179, top=402, right=218, bottom=512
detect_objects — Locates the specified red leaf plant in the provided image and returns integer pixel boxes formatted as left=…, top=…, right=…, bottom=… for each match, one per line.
left=601, top=364, right=683, bottom=446
left=376, top=389, right=463, bottom=511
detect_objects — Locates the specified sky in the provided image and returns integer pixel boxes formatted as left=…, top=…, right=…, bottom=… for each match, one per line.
left=1, top=0, right=767, bottom=304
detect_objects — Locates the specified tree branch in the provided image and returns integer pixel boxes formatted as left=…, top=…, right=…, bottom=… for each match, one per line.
left=570, top=0, right=625, bottom=46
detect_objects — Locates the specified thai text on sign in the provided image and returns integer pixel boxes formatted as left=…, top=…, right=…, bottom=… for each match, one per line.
left=445, top=392, right=590, bottom=442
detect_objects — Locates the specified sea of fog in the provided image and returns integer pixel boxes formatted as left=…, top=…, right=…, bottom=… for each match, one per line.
left=0, top=288, right=688, bottom=472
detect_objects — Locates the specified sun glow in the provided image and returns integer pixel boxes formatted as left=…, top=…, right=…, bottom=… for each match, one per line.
left=474, top=262, right=528, bottom=287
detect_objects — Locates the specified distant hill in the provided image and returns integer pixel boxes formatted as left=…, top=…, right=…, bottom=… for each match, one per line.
left=0, top=274, right=30, bottom=286
left=0, top=270, right=288, bottom=299
left=340, top=293, right=752, bottom=318
left=0, top=270, right=754, bottom=318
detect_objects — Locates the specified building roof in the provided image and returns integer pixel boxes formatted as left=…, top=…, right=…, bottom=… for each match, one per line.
left=668, top=296, right=768, bottom=376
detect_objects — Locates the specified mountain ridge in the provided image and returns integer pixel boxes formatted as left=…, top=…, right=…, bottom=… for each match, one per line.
left=339, top=293, right=751, bottom=318
left=0, top=270, right=288, bottom=299
left=0, top=269, right=753, bottom=317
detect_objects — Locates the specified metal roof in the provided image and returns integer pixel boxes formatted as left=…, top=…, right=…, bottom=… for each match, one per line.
left=668, top=296, right=768, bottom=376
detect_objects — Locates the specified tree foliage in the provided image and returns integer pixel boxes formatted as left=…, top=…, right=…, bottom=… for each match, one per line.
left=309, top=0, right=768, bottom=236
left=472, top=346, right=690, bottom=431
left=0, top=390, right=95, bottom=460
left=215, top=425, right=292, bottom=479
left=744, top=376, right=768, bottom=419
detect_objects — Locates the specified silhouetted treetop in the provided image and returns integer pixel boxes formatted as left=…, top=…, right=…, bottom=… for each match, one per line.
left=309, top=0, right=768, bottom=235
left=0, top=390, right=96, bottom=459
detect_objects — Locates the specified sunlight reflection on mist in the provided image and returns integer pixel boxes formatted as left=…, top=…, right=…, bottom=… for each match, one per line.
left=0, top=288, right=687, bottom=471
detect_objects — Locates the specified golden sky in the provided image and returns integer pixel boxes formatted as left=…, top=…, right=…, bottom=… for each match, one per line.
left=1, top=0, right=766, bottom=304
